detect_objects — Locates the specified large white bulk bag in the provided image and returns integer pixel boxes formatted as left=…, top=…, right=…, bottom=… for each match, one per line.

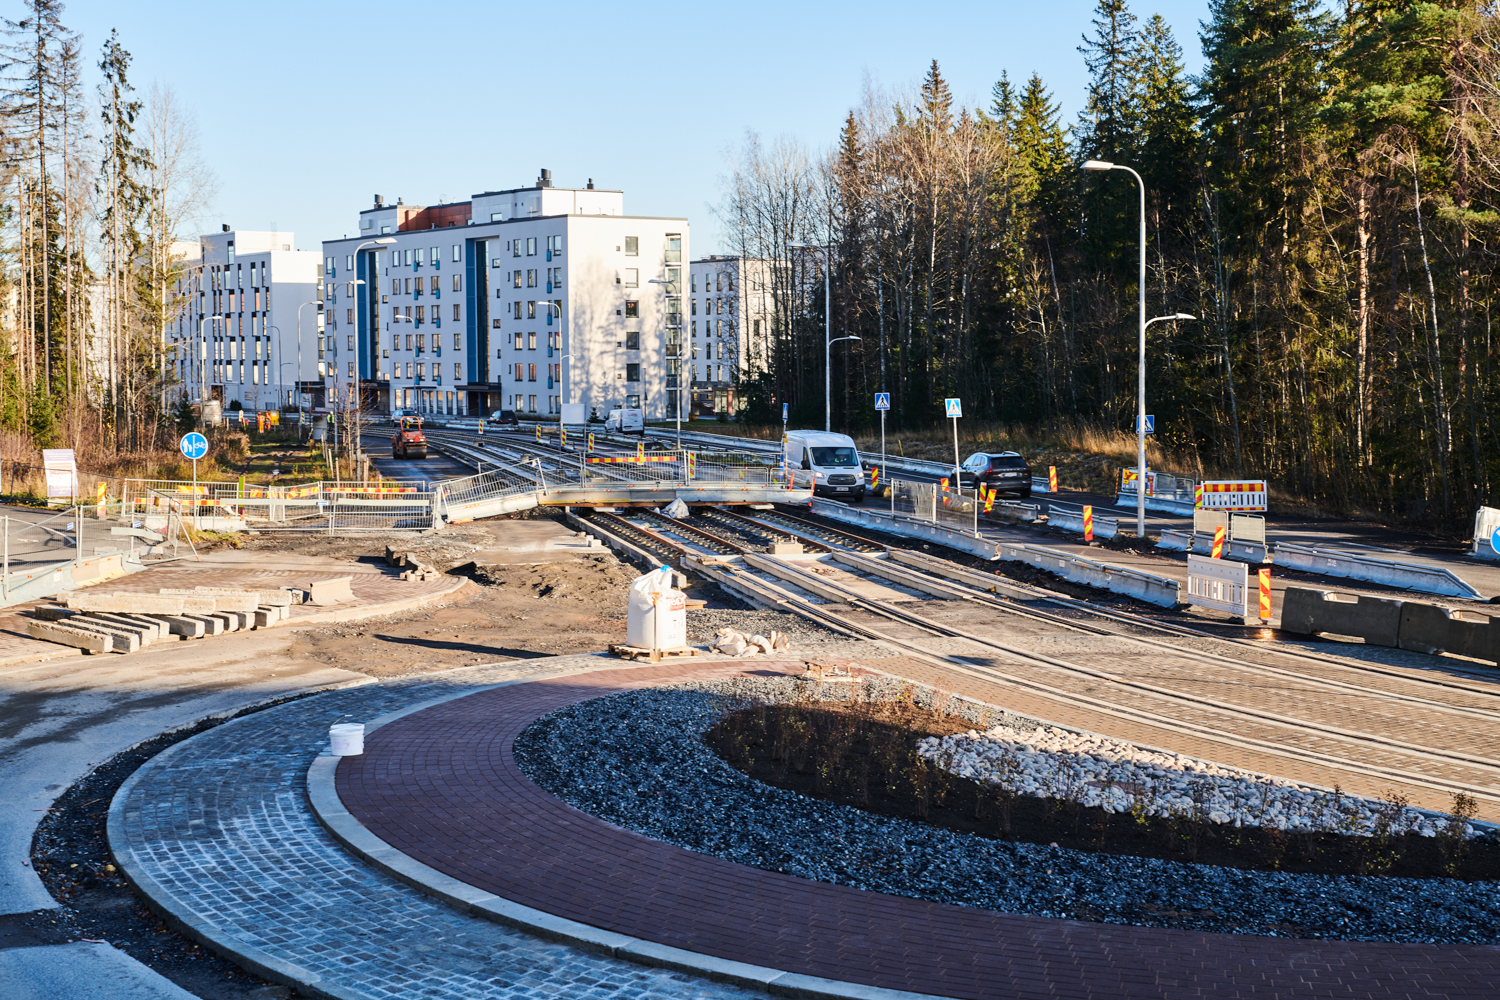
left=626, top=565, right=687, bottom=650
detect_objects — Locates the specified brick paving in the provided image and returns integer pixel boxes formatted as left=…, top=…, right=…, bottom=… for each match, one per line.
left=112, top=654, right=777, bottom=1000
left=336, top=659, right=1500, bottom=999
left=0, top=549, right=461, bottom=667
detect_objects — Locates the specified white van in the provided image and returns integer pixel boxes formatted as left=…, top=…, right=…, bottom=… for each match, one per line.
left=784, top=430, right=865, bottom=500
left=605, top=408, right=645, bottom=434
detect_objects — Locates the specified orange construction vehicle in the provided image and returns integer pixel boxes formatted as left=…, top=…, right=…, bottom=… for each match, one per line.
left=392, top=415, right=428, bottom=459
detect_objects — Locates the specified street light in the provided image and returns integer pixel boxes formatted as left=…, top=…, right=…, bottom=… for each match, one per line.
left=1082, top=160, right=1192, bottom=537
left=787, top=242, right=860, bottom=433
left=342, top=238, right=395, bottom=467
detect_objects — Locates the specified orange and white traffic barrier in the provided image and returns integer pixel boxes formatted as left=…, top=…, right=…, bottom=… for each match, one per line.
left=1082, top=505, right=1093, bottom=542
left=1258, top=568, right=1272, bottom=621
left=1211, top=525, right=1226, bottom=559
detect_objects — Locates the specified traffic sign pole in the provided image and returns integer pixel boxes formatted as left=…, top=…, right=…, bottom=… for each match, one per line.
left=944, top=398, right=963, bottom=507
left=874, top=392, right=890, bottom=512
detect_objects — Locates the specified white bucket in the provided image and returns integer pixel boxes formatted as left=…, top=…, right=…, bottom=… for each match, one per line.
left=329, top=722, right=365, bottom=756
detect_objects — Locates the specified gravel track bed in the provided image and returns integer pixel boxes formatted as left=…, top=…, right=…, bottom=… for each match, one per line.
left=514, top=677, right=1500, bottom=944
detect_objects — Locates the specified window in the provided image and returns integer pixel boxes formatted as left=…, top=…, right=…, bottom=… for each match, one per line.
left=454, top=363, right=462, bottom=380
left=417, top=363, right=425, bottom=379
left=381, top=226, right=391, bottom=234
left=492, top=257, right=503, bottom=267
left=527, top=301, right=536, bottom=320
left=453, top=274, right=461, bottom=291
left=754, top=319, right=762, bottom=336
left=491, top=213, right=504, bottom=222
left=404, top=278, right=411, bottom=295
left=528, top=394, right=537, bottom=413
left=513, top=301, right=522, bottom=319
left=625, top=363, right=640, bottom=382
left=526, top=237, right=536, bottom=256
left=453, top=332, right=461, bottom=348
left=452, top=304, right=460, bottom=321
left=665, top=267, right=680, bottom=294
left=346, top=255, right=353, bottom=270
left=624, top=301, right=638, bottom=318
left=526, top=269, right=537, bottom=287
left=547, top=234, right=562, bottom=255
left=347, top=335, right=354, bottom=350
left=492, top=318, right=502, bottom=329
left=528, top=363, right=537, bottom=381
left=347, top=308, right=354, bottom=323
left=406, top=334, right=413, bottom=350
left=514, top=363, right=523, bottom=381
left=691, top=299, right=697, bottom=316
left=665, top=234, right=681, bottom=262
left=625, top=331, right=640, bottom=350
left=624, top=236, right=638, bottom=256
left=452, top=244, right=461, bottom=262
left=512, top=241, right=520, bottom=258
left=405, top=361, right=412, bottom=378
left=623, top=268, right=638, bottom=288
left=690, top=272, right=697, bottom=293
left=416, top=333, right=426, bottom=351
left=527, top=332, right=536, bottom=350
left=514, top=332, right=524, bottom=349
left=415, top=306, right=425, bottom=323
left=627, top=394, right=640, bottom=408
left=348, top=361, right=355, bottom=377
left=430, top=276, right=439, bottom=293
left=429, top=247, right=438, bottom=266
left=548, top=266, right=561, bottom=286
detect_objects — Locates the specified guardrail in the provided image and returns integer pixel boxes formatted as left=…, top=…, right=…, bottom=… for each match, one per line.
left=1272, top=541, right=1484, bottom=600
left=1281, top=587, right=1498, bottom=663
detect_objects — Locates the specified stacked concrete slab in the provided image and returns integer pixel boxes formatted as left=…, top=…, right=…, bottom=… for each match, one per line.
left=25, top=587, right=298, bottom=654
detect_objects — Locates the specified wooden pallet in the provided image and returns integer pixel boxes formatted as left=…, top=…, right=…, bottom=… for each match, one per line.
left=609, top=643, right=700, bottom=662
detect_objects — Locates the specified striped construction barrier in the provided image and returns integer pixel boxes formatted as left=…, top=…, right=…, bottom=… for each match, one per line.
left=1198, top=480, right=1267, bottom=511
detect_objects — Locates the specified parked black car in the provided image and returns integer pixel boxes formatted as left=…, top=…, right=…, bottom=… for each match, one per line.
left=957, top=451, right=1032, bottom=497
left=488, top=410, right=519, bottom=426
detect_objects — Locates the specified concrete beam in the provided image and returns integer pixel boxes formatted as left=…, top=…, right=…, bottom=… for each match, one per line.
left=64, top=593, right=186, bottom=615
left=25, top=619, right=110, bottom=652
left=142, top=614, right=207, bottom=638
left=159, top=589, right=259, bottom=613
left=194, top=586, right=295, bottom=608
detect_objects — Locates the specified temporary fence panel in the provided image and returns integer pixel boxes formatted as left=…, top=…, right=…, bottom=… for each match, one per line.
left=1197, top=480, right=1267, bottom=511
left=1185, top=553, right=1249, bottom=617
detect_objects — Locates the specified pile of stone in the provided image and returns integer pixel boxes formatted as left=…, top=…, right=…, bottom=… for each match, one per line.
left=711, top=628, right=789, bottom=656
left=919, top=724, right=1476, bottom=840
left=26, top=586, right=296, bottom=654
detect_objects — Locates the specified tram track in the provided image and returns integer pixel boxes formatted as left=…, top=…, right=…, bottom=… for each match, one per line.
left=577, top=501, right=1500, bottom=818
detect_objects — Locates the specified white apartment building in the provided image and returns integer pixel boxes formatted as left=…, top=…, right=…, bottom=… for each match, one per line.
left=320, top=170, right=689, bottom=422
left=687, top=256, right=775, bottom=417
left=164, top=228, right=323, bottom=411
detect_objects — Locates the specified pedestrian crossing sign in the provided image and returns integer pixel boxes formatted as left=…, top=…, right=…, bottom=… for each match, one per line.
left=944, top=398, right=962, bottom=418
left=874, top=393, right=890, bottom=411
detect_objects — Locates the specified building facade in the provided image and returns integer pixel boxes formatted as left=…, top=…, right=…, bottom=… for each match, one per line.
left=686, top=256, right=775, bottom=417
left=320, top=171, right=689, bottom=422
left=164, top=229, right=324, bottom=412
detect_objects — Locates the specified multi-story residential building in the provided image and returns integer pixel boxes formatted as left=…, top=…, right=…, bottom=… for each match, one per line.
left=320, top=170, right=689, bottom=422
left=163, top=228, right=324, bottom=412
left=686, top=255, right=774, bottom=417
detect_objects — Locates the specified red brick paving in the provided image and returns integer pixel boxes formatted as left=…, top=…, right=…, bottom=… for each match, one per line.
left=335, top=662, right=1500, bottom=999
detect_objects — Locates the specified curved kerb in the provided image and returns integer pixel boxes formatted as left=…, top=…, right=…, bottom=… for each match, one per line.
left=306, top=681, right=949, bottom=1000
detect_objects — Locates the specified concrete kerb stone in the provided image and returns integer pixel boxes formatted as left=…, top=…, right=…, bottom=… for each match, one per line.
left=302, top=659, right=961, bottom=1000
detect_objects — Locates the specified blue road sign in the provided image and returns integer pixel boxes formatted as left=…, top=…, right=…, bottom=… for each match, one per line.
left=1138, top=414, right=1155, bottom=434
left=874, top=392, right=891, bottom=411
left=782, top=403, right=789, bottom=421
left=179, top=432, right=209, bottom=460
left=944, top=398, right=962, bottom=418
left=1490, top=524, right=1500, bottom=555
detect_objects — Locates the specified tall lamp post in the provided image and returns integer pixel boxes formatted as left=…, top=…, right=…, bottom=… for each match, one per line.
left=1081, top=158, right=1196, bottom=536
left=339, top=238, right=395, bottom=465
left=787, top=242, right=859, bottom=432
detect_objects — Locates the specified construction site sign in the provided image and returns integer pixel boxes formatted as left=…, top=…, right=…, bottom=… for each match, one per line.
left=1197, top=480, right=1267, bottom=512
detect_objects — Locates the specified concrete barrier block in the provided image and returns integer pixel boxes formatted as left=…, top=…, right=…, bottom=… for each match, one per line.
left=1280, top=587, right=1402, bottom=646
left=160, top=588, right=258, bottom=613
left=63, top=592, right=186, bottom=615
left=194, top=586, right=294, bottom=607
left=299, top=577, right=355, bottom=606
left=181, top=613, right=226, bottom=636
left=1398, top=602, right=1499, bottom=662
left=26, top=619, right=111, bottom=652
left=59, top=618, right=140, bottom=653
left=143, top=614, right=207, bottom=638
left=251, top=608, right=275, bottom=628
left=88, top=612, right=165, bottom=641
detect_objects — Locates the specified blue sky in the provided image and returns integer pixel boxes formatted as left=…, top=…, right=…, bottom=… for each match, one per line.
left=65, top=0, right=1212, bottom=254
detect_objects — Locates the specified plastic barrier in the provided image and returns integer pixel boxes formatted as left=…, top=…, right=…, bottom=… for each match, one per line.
left=1048, top=505, right=1118, bottom=540
left=1273, top=541, right=1483, bottom=600
left=1470, top=506, right=1500, bottom=562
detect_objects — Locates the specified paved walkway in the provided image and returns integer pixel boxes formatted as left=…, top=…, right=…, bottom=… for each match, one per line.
left=111, top=654, right=777, bottom=1000
left=324, top=660, right=1499, bottom=999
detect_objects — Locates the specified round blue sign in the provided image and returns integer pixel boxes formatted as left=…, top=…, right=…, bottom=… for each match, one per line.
left=179, top=432, right=209, bottom=460
left=1490, top=524, right=1500, bottom=555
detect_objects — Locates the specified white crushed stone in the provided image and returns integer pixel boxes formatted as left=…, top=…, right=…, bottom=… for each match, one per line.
left=918, top=725, right=1478, bottom=840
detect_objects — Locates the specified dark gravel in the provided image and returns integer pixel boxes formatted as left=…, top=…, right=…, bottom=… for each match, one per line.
left=515, top=677, right=1500, bottom=945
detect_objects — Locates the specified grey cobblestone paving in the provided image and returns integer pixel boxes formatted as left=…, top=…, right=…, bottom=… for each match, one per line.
left=110, top=652, right=780, bottom=1000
